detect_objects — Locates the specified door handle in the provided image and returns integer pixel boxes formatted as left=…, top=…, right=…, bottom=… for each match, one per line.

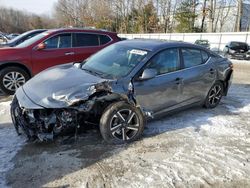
left=209, top=68, right=215, bottom=74
left=65, top=52, right=75, bottom=55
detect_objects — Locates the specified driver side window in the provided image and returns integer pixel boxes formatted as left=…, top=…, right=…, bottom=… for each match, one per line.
left=44, top=33, right=72, bottom=49
left=146, top=48, right=180, bottom=75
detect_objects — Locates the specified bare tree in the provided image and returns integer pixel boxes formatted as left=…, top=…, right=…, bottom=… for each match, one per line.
left=0, top=5, right=56, bottom=33
left=54, top=0, right=89, bottom=27
left=207, top=0, right=217, bottom=32
left=200, top=0, right=208, bottom=32
left=219, top=0, right=233, bottom=32
left=234, top=0, right=243, bottom=31
left=158, top=0, right=172, bottom=32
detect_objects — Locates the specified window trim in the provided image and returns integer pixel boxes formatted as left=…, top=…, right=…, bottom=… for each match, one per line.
left=33, top=32, right=73, bottom=50
left=134, top=47, right=182, bottom=80
left=33, top=31, right=113, bottom=50
left=72, top=32, right=113, bottom=48
left=180, top=47, right=211, bottom=70
left=134, top=47, right=212, bottom=81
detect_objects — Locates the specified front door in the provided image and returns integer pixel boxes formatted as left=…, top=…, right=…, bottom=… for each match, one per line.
left=32, top=33, right=74, bottom=74
left=133, top=48, right=183, bottom=113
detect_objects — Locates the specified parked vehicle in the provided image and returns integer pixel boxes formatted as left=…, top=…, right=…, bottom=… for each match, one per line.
left=11, top=40, right=233, bottom=144
left=194, top=40, right=210, bottom=49
left=0, top=29, right=47, bottom=48
left=0, top=33, right=9, bottom=44
left=7, top=33, right=20, bottom=40
left=223, top=41, right=250, bottom=60
left=0, top=28, right=120, bottom=94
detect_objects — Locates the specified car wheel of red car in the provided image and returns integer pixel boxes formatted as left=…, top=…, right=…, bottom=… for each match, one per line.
left=100, top=101, right=145, bottom=144
left=0, top=66, right=30, bottom=95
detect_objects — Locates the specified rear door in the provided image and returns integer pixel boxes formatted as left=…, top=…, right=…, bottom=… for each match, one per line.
left=32, top=33, right=74, bottom=74
left=179, top=48, right=216, bottom=105
left=133, top=48, right=183, bottom=113
left=73, top=33, right=106, bottom=62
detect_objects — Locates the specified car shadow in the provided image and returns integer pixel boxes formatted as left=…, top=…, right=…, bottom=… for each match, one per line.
left=0, top=90, right=11, bottom=102
left=5, top=83, right=250, bottom=188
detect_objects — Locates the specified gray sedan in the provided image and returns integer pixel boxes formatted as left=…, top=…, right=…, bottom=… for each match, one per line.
left=11, top=40, right=233, bottom=144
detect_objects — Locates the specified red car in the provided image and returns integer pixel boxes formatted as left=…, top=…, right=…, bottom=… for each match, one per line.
left=0, top=28, right=120, bottom=94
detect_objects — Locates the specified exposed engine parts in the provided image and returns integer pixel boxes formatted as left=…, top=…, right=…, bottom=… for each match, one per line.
left=11, top=97, right=80, bottom=141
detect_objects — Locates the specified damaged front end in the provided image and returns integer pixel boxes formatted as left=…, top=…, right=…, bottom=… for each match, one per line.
left=11, top=80, right=133, bottom=142
left=11, top=97, right=79, bottom=141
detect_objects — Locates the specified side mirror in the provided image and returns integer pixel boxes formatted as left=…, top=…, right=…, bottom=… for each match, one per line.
left=74, top=62, right=81, bottom=68
left=37, top=43, right=46, bottom=50
left=139, top=68, right=157, bottom=80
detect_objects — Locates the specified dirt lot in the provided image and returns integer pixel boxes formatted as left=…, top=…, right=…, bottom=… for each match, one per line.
left=0, top=60, right=250, bottom=188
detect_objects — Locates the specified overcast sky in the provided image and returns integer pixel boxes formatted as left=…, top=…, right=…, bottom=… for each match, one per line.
left=1, top=0, right=58, bottom=15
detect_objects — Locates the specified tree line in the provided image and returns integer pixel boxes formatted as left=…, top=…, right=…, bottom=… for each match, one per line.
left=0, top=0, right=249, bottom=34
left=0, top=6, right=55, bottom=33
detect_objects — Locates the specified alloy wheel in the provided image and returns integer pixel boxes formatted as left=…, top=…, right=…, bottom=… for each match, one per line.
left=110, top=109, right=139, bottom=141
left=208, top=84, right=222, bottom=106
left=3, top=71, right=26, bottom=91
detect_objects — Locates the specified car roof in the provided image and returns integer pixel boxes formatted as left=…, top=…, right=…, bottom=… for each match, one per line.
left=117, top=39, right=206, bottom=51
left=22, top=29, right=47, bottom=34
left=230, top=41, right=247, bottom=44
left=45, top=28, right=117, bottom=35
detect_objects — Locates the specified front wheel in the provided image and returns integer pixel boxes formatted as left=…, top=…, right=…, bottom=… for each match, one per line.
left=204, top=81, right=223, bottom=108
left=100, top=101, right=145, bottom=144
left=0, top=66, right=30, bottom=95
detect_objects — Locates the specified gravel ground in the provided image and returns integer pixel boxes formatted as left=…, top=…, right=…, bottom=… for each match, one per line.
left=0, top=60, right=250, bottom=188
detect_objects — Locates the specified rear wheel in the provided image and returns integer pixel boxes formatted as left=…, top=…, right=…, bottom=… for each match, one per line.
left=204, top=81, right=223, bottom=108
left=100, top=101, right=145, bottom=144
left=0, top=66, right=30, bottom=95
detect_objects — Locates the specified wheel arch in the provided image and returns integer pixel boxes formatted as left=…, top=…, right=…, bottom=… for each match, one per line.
left=0, top=62, right=32, bottom=78
left=223, top=69, right=233, bottom=95
left=80, top=91, right=142, bottom=120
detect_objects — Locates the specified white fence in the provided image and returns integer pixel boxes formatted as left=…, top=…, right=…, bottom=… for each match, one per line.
left=119, top=32, right=250, bottom=52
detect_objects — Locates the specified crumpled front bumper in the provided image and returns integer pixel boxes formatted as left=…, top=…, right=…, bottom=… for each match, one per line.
left=12, top=89, right=81, bottom=141
left=11, top=95, right=35, bottom=138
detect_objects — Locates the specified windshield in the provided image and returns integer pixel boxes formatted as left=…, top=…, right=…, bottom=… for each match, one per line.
left=81, top=44, right=148, bottom=79
left=16, top=32, right=49, bottom=48
left=8, top=31, right=31, bottom=43
left=230, top=42, right=248, bottom=51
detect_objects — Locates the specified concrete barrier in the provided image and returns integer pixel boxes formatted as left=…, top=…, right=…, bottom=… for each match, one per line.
left=119, top=32, right=250, bottom=53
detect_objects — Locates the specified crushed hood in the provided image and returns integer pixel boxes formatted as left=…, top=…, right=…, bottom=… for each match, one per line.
left=22, top=63, right=113, bottom=108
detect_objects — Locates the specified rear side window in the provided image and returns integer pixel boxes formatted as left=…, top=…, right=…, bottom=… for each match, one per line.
left=45, top=33, right=72, bottom=49
left=182, top=48, right=203, bottom=68
left=99, top=35, right=111, bottom=45
left=74, top=33, right=99, bottom=47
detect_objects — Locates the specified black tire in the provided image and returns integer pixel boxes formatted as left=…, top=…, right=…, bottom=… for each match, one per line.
left=10, top=96, right=21, bottom=135
left=0, top=66, right=30, bottom=95
left=204, top=81, right=224, bottom=108
left=100, top=101, right=145, bottom=144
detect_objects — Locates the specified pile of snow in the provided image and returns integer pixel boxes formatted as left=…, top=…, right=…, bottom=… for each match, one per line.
left=0, top=101, right=25, bottom=187
left=0, top=127, right=25, bottom=187
left=0, top=101, right=11, bottom=117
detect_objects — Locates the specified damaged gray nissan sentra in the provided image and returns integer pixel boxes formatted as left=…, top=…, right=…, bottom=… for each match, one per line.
left=11, top=40, right=233, bottom=144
